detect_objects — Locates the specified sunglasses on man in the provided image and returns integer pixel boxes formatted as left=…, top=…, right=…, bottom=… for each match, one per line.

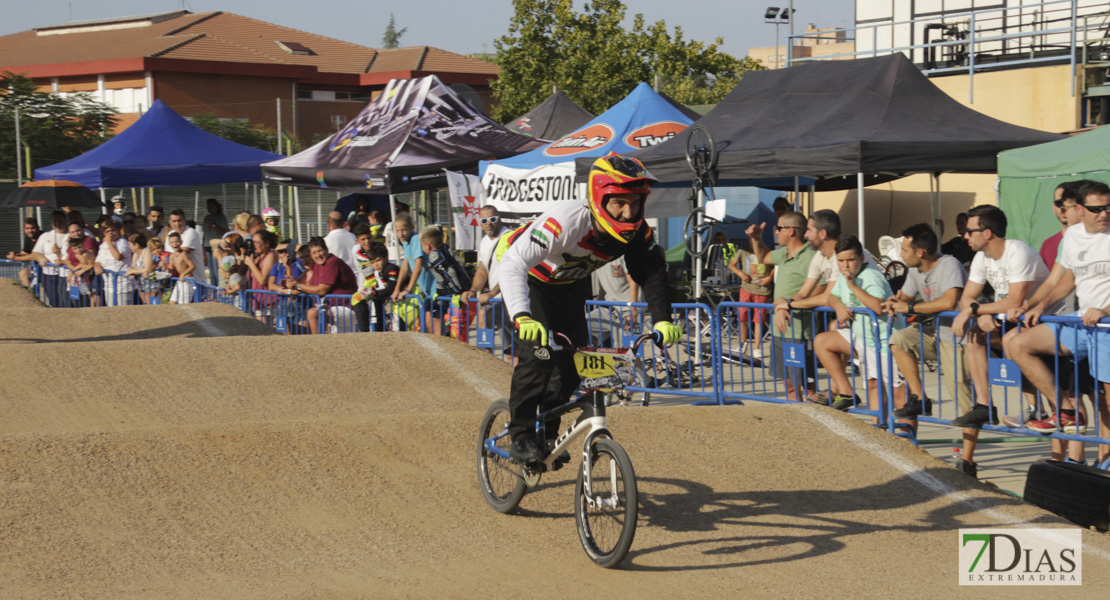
left=1081, top=203, right=1110, bottom=214
left=479, top=216, right=499, bottom=225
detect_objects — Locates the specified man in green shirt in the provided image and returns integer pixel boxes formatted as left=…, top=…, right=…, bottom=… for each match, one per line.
left=748, top=211, right=818, bottom=402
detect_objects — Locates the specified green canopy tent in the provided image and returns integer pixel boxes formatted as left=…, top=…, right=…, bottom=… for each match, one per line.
left=998, top=125, right=1110, bottom=250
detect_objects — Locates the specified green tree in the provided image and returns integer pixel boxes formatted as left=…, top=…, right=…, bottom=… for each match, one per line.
left=381, top=14, right=408, bottom=49
left=491, top=0, right=764, bottom=122
left=0, top=71, right=118, bottom=179
left=188, top=113, right=279, bottom=153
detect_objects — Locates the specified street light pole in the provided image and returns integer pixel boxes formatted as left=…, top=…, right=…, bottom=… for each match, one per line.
left=774, top=20, right=781, bottom=69
left=765, top=6, right=796, bottom=70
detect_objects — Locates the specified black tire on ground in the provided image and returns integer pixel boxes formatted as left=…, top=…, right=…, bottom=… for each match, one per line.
left=1023, top=459, right=1110, bottom=531
left=477, top=399, right=527, bottom=514
left=574, top=438, right=638, bottom=568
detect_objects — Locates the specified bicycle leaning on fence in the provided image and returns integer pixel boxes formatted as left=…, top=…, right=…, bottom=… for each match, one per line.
left=476, top=330, right=668, bottom=568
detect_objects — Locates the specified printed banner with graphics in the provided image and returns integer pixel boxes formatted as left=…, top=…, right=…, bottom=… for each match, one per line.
left=261, top=76, right=543, bottom=193
left=479, top=82, right=693, bottom=217
left=445, top=170, right=482, bottom=251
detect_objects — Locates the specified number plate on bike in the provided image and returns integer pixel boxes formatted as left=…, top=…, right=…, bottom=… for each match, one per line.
left=575, top=347, right=635, bottom=390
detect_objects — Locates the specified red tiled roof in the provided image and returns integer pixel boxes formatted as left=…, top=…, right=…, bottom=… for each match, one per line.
left=0, top=11, right=498, bottom=79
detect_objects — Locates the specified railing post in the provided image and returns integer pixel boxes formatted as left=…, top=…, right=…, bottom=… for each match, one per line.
left=969, top=11, right=976, bottom=104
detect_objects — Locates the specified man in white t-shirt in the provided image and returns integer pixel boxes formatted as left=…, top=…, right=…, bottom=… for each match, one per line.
left=462, top=206, right=512, bottom=347
left=1009, top=181, right=1110, bottom=460
left=93, top=220, right=134, bottom=306
left=947, top=205, right=1048, bottom=477
left=167, top=209, right=205, bottom=283
left=323, top=211, right=359, bottom=275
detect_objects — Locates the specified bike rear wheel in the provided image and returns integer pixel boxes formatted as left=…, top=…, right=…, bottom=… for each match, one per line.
left=574, top=438, right=638, bottom=568
left=477, top=399, right=527, bottom=513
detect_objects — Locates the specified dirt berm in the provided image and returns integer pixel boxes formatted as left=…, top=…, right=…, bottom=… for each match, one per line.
left=1, top=286, right=1108, bottom=599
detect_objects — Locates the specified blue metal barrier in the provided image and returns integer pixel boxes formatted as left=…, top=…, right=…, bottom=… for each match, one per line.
left=463, top=297, right=516, bottom=362
left=428, top=295, right=476, bottom=341
left=241, top=289, right=319, bottom=334
left=917, top=311, right=1110, bottom=449
left=317, top=294, right=359, bottom=334
left=586, top=300, right=719, bottom=405
left=193, top=281, right=246, bottom=311
left=0, top=259, right=26, bottom=280
left=716, top=302, right=893, bottom=418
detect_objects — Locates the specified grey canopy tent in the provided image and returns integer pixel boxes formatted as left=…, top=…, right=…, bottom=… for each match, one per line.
left=586, top=54, right=1064, bottom=240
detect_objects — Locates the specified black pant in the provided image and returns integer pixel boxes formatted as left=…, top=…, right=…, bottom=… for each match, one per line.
left=508, top=278, right=590, bottom=440
left=353, top=298, right=387, bottom=332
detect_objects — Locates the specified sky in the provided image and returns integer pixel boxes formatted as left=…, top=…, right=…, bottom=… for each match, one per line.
left=1, top=0, right=857, bottom=61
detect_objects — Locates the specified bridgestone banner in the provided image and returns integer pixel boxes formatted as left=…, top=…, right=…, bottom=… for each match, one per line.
left=480, top=163, right=585, bottom=220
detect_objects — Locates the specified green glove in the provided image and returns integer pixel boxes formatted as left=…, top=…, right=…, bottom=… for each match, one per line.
left=653, top=321, right=682, bottom=345
left=515, top=315, right=547, bottom=346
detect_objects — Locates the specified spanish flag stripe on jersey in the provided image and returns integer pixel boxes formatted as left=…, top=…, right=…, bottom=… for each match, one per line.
left=542, top=218, right=561, bottom=237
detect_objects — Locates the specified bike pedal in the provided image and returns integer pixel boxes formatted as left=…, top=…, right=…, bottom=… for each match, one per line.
left=550, top=452, right=571, bottom=471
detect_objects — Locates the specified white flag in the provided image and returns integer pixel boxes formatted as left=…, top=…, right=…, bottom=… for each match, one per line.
left=445, top=170, right=482, bottom=251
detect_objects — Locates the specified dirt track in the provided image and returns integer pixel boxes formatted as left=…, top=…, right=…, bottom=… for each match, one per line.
left=1, top=284, right=1108, bottom=599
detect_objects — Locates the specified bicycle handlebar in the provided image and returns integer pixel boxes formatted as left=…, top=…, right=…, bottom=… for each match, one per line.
left=546, top=330, right=666, bottom=352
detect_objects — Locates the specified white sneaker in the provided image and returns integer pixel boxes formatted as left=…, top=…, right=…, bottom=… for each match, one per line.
left=739, top=342, right=750, bottom=354
left=751, top=348, right=763, bottom=359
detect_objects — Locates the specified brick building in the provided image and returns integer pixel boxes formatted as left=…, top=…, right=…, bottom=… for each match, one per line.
left=0, top=10, right=500, bottom=142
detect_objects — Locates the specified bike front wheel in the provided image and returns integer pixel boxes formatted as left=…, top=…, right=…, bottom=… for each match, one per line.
left=574, top=438, right=638, bottom=568
left=477, top=399, right=527, bottom=513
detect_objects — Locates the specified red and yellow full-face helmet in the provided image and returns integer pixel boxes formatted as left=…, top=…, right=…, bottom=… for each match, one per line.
left=587, top=152, right=658, bottom=244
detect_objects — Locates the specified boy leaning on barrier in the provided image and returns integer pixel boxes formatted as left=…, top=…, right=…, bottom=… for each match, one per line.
left=814, top=235, right=905, bottom=415
left=365, top=244, right=399, bottom=332
left=1008, top=181, right=1110, bottom=466
left=947, top=205, right=1049, bottom=478
left=881, top=223, right=969, bottom=427
left=351, top=225, right=379, bottom=332
left=421, top=225, right=473, bottom=339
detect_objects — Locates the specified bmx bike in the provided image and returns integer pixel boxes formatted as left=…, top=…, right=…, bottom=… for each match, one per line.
left=476, top=331, right=666, bottom=568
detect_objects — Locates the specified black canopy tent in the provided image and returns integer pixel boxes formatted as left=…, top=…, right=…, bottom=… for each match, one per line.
left=578, top=54, right=1064, bottom=240
left=504, top=90, right=594, bottom=142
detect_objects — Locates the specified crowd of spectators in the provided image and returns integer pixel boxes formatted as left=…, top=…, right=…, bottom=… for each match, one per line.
left=5, top=191, right=1110, bottom=475
left=726, top=182, right=1109, bottom=478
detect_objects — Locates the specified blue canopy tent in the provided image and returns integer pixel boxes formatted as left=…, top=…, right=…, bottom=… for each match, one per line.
left=35, top=99, right=283, bottom=189
left=479, top=82, right=696, bottom=220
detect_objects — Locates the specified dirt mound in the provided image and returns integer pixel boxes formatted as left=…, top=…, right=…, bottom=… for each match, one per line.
left=0, top=279, right=44, bottom=309
left=0, top=332, right=510, bottom=435
left=3, top=305, right=1109, bottom=598
left=0, top=303, right=275, bottom=344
